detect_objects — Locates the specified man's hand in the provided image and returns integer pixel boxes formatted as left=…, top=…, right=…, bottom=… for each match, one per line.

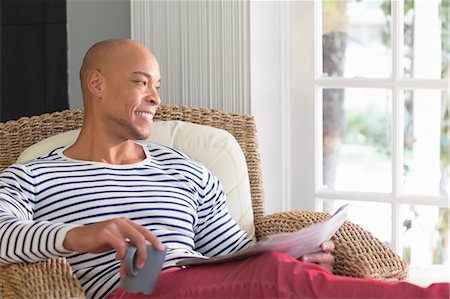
left=63, top=218, right=164, bottom=272
left=300, top=240, right=335, bottom=273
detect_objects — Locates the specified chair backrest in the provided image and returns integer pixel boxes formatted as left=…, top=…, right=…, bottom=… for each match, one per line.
left=0, top=105, right=265, bottom=220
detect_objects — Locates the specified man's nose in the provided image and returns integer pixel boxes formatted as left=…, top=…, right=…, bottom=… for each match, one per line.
left=145, top=89, right=161, bottom=106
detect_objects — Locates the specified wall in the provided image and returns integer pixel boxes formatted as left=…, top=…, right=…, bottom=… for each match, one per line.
left=130, top=1, right=250, bottom=114
left=66, top=0, right=130, bottom=109
left=248, top=1, right=318, bottom=213
left=250, top=2, right=286, bottom=213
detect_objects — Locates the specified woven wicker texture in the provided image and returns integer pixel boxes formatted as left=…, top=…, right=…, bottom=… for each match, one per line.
left=0, top=258, right=85, bottom=299
left=255, top=211, right=408, bottom=281
left=0, top=106, right=407, bottom=298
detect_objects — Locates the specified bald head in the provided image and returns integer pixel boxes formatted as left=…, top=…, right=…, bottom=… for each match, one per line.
left=80, top=39, right=153, bottom=93
left=77, top=39, right=161, bottom=141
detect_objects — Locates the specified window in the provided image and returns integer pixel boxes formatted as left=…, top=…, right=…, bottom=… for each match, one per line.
left=317, top=0, right=448, bottom=268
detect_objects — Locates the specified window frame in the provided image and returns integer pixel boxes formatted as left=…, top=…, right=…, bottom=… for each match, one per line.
left=307, top=0, right=449, bottom=256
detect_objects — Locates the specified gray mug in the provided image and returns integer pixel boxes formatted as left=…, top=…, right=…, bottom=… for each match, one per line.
left=120, top=244, right=167, bottom=294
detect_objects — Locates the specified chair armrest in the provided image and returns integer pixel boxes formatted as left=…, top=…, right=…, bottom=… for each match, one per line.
left=0, top=258, right=85, bottom=299
left=254, top=210, right=408, bottom=281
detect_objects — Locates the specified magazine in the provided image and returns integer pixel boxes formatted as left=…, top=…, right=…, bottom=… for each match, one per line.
left=176, top=204, right=349, bottom=267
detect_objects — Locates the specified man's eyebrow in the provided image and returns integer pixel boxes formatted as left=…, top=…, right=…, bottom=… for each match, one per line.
left=131, top=71, right=151, bottom=78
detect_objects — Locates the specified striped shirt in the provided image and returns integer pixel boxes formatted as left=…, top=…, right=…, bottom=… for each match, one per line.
left=0, top=141, right=252, bottom=298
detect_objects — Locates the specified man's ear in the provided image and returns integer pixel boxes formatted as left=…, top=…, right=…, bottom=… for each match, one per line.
left=86, top=70, right=104, bottom=97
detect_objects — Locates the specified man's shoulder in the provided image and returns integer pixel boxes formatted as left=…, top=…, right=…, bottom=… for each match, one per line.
left=139, top=141, right=205, bottom=171
left=140, top=141, right=192, bottom=160
left=18, top=146, right=72, bottom=170
left=2, top=146, right=64, bottom=178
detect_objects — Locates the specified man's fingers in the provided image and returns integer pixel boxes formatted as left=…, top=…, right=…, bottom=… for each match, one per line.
left=301, top=251, right=335, bottom=274
left=100, top=218, right=163, bottom=269
left=320, top=240, right=335, bottom=253
left=101, top=231, right=129, bottom=260
left=113, top=219, right=149, bottom=268
left=113, top=218, right=164, bottom=269
left=130, top=221, right=164, bottom=251
left=120, top=261, right=126, bottom=278
left=301, top=252, right=335, bottom=264
left=321, top=263, right=334, bottom=274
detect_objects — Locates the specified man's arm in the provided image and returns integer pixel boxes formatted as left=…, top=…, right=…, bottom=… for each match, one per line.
left=190, top=165, right=335, bottom=272
left=0, top=164, right=164, bottom=270
left=193, top=167, right=252, bottom=257
left=63, top=217, right=164, bottom=271
left=0, top=165, right=77, bottom=265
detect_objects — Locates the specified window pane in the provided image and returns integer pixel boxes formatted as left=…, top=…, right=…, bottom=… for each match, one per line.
left=321, top=199, right=392, bottom=246
left=322, top=0, right=391, bottom=78
left=403, top=90, right=449, bottom=196
left=404, top=0, right=449, bottom=79
left=323, top=88, right=392, bottom=192
left=400, top=204, right=449, bottom=266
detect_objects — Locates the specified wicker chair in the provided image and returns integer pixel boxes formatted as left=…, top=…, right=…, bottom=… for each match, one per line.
left=0, top=105, right=407, bottom=299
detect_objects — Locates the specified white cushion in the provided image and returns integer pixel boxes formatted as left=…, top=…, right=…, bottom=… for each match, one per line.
left=17, top=121, right=255, bottom=240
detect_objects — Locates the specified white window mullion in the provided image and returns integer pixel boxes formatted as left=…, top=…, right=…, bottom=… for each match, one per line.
left=397, top=79, right=449, bottom=89
left=316, top=78, right=395, bottom=88
left=314, top=0, right=323, bottom=79
left=317, top=190, right=394, bottom=203
left=317, top=190, right=448, bottom=206
left=316, top=78, right=448, bottom=89
left=314, top=0, right=324, bottom=210
left=280, top=0, right=291, bottom=211
left=391, top=0, right=405, bottom=256
left=392, top=87, right=403, bottom=255
left=316, top=86, right=324, bottom=195
left=392, top=0, right=404, bottom=83
left=398, top=194, right=449, bottom=207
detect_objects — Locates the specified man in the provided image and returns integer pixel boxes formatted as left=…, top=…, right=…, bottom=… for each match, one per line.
left=0, top=39, right=447, bottom=299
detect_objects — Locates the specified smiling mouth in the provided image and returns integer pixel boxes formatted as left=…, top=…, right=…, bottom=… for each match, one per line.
left=135, top=111, right=154, bottom=121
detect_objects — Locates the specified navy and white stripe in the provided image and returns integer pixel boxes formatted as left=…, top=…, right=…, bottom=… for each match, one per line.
left=0, top=141, right=252, bottom=299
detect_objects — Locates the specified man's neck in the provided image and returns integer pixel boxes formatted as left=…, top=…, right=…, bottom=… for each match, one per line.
left=63, top=129, right=147, bottom=165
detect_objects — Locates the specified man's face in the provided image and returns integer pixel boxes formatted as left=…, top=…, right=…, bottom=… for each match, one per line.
left=100, top=45, right=161, bottom=141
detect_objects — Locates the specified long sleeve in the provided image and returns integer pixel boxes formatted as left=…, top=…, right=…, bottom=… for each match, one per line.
left=193, top=165, right=252, bottom=257
left=0, top=164, right=78, bottom=265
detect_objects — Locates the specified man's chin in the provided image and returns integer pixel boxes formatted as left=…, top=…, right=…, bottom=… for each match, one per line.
left=132, top=132, right=150, bottom=141
left=107, top=115, right=151, bottom=141
left=125, top=124, right=151, bottom=140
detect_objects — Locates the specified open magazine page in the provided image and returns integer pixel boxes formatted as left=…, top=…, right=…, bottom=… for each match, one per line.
left=176, top=204, right=349, bottom=267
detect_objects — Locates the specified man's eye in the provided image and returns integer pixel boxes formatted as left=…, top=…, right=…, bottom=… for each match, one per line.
left=136, top=80, right=147, bottom=86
